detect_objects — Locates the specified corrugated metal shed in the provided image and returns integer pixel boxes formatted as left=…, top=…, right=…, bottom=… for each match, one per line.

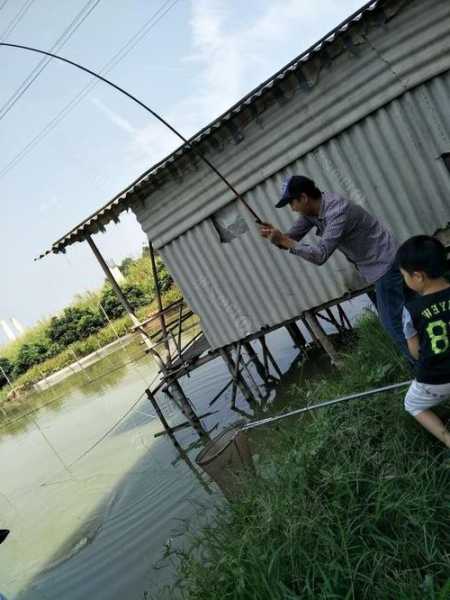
left=129, top=0, right=450, bottom=349
left=159, top=71, right=450, bottom=348
left=40, top=0, right=427, bottom=257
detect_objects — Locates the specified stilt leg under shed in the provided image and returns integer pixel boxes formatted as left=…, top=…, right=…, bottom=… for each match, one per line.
left=86, top=234, right=165, bottom=366
left=220, top=348, right=256, bottom=405
left=164, top=380, right=209, bottom=439
left=243, top=341, right=272, bottom=385
left=146, top=388, right=211, bottom=494
left=303, top=310, right=342, bottom=367
left=259, top=335, right=282, bottom=379
left=285, top=321, right=307, bottom=350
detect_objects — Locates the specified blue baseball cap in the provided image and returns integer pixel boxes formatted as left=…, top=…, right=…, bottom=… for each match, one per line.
left=276, top=175, right=316, bottom=208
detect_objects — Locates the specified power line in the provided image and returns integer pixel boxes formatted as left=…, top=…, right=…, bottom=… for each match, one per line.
left=0, top=0, right=10, bottom=13
left=0, top=0, right=35, bottom=40
left=0, top=33, right=260, bottom=224
left=0, top=0, right=182, bottom=180
left=0, top=0, right=102, bottom=121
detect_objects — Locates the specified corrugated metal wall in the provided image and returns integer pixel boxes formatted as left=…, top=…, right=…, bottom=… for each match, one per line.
left=159, top=71, right=450, bottom=349
left=133, top=0, right=450, bottom=249
left=131, top=0, right=450, bottom=350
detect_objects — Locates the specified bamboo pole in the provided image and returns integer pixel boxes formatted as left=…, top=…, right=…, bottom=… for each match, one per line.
left=148, top=242, right=171, bottom=362
left=304, top=310, right=342, bottom=367
left=86, top=235, right=163, bottom=366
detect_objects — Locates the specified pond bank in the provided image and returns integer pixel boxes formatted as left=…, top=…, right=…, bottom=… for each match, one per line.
left=171, top=315, right=450, bottom=600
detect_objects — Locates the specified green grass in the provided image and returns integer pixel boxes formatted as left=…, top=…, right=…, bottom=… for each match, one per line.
left=169, top=314, right=450, bottom=600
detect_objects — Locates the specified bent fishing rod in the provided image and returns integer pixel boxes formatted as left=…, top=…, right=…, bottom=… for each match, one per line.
left=0, top=42, right=263, bottom=224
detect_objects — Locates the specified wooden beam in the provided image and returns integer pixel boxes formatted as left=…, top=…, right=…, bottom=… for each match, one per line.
left=86, top=234, right=164, bottom=366
left=149, top=242, right=171, bottom=361
left=304, top=310, right=342, bottom=367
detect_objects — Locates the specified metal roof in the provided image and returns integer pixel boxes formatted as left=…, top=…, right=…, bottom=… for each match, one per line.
left=37, top=0, right=384, bottom=259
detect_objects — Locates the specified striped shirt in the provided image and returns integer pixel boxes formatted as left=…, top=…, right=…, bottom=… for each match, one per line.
left=287, top=192, right=398, bottom=284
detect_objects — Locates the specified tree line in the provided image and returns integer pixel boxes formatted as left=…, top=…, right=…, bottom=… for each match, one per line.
left=0, top=252, right=172, bottom=387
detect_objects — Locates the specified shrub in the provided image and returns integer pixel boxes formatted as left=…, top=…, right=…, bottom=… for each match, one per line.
left=100, top=287, right=126, bottom=319
left=100, top=283, right=151, bottom=320
left=48, top=306, right=105, bottom=347
left=156, top=257, right=173, bottom=292
left=120, top=256, right=134, bottom=277
left=0, top=357, right=13, bottom=387
left=13, top=342, right=52, bottom=376
left=123, top=283, right=151, bottom=308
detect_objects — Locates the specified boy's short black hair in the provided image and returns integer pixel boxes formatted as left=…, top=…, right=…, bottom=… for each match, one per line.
left=396, top=235, right=448, bottom=278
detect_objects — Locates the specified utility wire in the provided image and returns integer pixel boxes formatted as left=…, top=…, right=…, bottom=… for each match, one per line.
left=0, top=0, right=10, bottom=13
left=0, top=0, right=35, bottom=40
left=0, top=0, right=182, bottom=180
left=0, top=0, right=102, bottom=121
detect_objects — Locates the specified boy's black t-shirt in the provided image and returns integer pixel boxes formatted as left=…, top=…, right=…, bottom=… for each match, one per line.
left=406, top=287, right=450, bottom=384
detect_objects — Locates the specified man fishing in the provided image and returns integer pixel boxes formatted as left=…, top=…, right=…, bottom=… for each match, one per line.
left=259, top=175, right=410, bottom=360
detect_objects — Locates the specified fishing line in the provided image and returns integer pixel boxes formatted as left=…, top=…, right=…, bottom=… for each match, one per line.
left=68, top=371, right=162, bottom=467
left=32, top=416, right=75, bottom=480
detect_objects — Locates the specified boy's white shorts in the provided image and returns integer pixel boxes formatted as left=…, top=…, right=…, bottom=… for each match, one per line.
left=404, top=380, right=450, bottom=416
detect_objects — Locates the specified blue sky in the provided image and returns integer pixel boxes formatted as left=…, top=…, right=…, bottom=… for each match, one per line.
left=0, top=0, right=363, bottom=339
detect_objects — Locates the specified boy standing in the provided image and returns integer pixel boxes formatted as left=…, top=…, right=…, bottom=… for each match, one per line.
left=398, top=235, right=450, bottom=448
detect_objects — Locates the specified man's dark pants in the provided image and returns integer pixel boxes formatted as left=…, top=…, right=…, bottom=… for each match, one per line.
left=369, top=262, right=413, bottom=363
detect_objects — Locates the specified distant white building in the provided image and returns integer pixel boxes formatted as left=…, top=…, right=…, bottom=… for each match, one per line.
left=11, top=317, right=25, bottom=336
left=0, top=320, right=16, bottom=342
left=106, top=260, right=126, bottom=284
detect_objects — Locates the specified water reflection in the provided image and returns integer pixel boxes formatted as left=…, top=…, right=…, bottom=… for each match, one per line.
left=0, top=341, right=150, bottom=438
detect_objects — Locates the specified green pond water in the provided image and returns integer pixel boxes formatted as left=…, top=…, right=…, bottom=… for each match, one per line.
left=0, top=298, right=367, bottom=599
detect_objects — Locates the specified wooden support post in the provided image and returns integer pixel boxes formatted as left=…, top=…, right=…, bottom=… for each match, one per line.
left=337, top=303, right=352, bottom=331
left=243, top=341, right=271, bottom=383
left=230, top=342, right=244, bottom=408
left=325, top=308, right=343, bottom=333
left=176, top=303, right=183, bottom=358
left=166, top=380, right=209, bottom=440
left=146, top=388, right=180, bottom=446
left=209, top=378, right=234, bottom=406
left=242, top=362, right=263, bottom=399
left=300, top=315, right=316, bottom=343
left=146, top=388, right=211, bottom=495
left=86, top=235, right=163, bottom=366
left=285, top=321, right=307, bottom=349
left=304, top=310, right=342, bottom=367
left=149, top=242, right=172, bottom=363
left=154, top=411, right=217, bottom=437
left=220, top=348, right=256, bottom=404
left=259, top=336, right=283, bottom=379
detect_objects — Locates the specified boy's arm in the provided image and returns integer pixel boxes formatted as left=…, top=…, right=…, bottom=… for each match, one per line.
left=402, top=307, right=419, bottom=360
left=407, top=335, right=420, bottom=360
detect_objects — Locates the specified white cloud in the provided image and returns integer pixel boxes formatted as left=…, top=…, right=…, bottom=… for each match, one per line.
left=91, top=97, right=138, bottom=135
left=126, top=0, right=364, bottom=168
